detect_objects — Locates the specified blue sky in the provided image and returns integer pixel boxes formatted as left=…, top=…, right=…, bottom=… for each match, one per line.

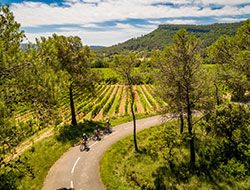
left=2, top=0, right=250, bottom=46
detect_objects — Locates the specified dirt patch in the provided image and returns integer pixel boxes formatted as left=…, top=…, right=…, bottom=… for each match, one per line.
left=134, top=86, right=144, bottom=113
left=119, top=86, right=127, bottom=115
left=223, top=93, right=231, bottom=100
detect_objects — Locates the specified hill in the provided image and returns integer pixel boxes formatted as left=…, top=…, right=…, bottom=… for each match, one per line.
left=93, top=21, right=244, bottom=59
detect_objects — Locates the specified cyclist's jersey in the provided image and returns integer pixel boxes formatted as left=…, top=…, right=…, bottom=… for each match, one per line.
left=83, top=135, right=88, bottom=141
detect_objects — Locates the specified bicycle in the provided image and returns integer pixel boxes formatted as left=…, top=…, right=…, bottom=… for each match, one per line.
left=79, top=140, right=89, bottom=152
left=103, top=127, right=112, bottom=135
left=90, top=132, right=102, bottom=141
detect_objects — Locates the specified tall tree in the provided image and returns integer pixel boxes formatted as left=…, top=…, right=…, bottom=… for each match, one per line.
left=208, top=19, right=250, bottom=101
left=0, top=3, right=24, bottom=163
left=111, top=54, right=139, bottom=152
left=152, top=29, right=214, bottom=166
left=0, top=4, right=60, bottom=188
left=36, top=34, right=97, bottom=125
left=1, top=1, right=65, bottom=158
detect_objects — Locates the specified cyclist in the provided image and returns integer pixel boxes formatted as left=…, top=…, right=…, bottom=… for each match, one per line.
left=106, top=120, right=112, bottom=134
left=81, top=133, right=89, bottom=150
left=94, top=125, right=101, bottom=141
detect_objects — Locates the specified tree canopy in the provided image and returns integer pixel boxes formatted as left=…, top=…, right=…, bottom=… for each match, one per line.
left=208, top=19, right=250, bottom=101
left=152, top=29, right=215, bottom=166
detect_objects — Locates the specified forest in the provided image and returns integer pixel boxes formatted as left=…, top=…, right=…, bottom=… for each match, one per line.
left=0, top=3, right=249, bottom=190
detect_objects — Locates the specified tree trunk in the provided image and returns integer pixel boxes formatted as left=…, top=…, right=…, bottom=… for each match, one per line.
left=214, top=84, right=220, bottom=105
left=129, top=85, right=139, bottom=152
left=69, top=84, right=77, bottom=126
left=180, top=113, right=184, bottom=133
left=186, top=88, right=195, bottom=166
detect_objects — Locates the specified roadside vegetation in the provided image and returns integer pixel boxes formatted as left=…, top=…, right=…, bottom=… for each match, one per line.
left=100, top=104, right=250, bottom=190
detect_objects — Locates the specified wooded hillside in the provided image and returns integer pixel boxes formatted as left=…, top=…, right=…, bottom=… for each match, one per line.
left=93, top=21, right=243, bottom=58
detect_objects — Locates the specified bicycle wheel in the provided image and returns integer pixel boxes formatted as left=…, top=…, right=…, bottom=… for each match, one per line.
left=79, top=143, right=84, bottom=151
left=90, top=134, right=97, bottom=141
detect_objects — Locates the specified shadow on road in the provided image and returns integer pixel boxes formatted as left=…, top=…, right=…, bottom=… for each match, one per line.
left=57, top=188, right=74, bottom=190
left=55, top=120, right=105, bottom=144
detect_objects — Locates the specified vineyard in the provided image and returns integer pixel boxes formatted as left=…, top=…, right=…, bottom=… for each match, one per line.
left=13, top=84, right=166, bottom=126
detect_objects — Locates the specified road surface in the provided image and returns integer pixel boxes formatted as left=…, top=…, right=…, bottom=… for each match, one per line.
left=43, top=115, right=166, bottom=190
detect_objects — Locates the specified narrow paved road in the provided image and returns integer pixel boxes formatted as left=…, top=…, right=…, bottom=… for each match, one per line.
left=43, top=115, right=166, bottom=190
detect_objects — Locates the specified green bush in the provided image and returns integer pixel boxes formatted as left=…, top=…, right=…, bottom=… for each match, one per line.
left=198, top=104, right=250, bottom=179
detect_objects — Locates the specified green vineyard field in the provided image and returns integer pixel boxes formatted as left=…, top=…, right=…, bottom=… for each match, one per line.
left=13, top=84, right=166, bottom=127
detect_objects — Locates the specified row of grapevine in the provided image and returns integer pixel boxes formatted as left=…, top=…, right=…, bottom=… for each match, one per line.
left=124, top=89, right=129, bottom=114
left=145, top=84, right=166, bottom=106
left=103, top=86, right=119, bottom=116
left=136, top=85, right=148, bottom=112
left=109, top=86, right=122, bottom=115
left=91, top=86, right=115, bottom=118
left=140, top=85, right=157, bottom=110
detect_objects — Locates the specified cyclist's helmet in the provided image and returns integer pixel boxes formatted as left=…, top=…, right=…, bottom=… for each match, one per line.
left=83, top=133, right=86, bottom=136
left=106, top=120, right=109, bottom=123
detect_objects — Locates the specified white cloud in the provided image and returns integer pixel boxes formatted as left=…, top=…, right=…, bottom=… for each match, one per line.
left=10, top=0, right=250, bottom=46
left=11, top=1, right=250, bottom=27
left=217, top=17, right=249, bottom=22
left=199, top=0, right=250, bottom=5
left=57, top=27, right=80, bottom=31
left=148, top=20, right=162, bottom=25
left=82, top=0, right=101, bottom=3
left=165, top=19, right=197, bottom=24
left=25, top=24, right=156, bottom=46
left=82, top=23, right=102, bottom=28
left=135, top=24, right=158, bottom=28
left=115, top=23, right=135, bottom=29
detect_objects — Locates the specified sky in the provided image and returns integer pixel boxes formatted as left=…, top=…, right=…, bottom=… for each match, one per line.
left=2, top=0, right=250, bottom=46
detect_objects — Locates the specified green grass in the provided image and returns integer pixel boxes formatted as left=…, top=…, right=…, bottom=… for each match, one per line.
left=17, top=136, right=72, bottom=190
left=100, top=123, right=172, bottom=190
left=92, top=68, right=146, bottom=84
left=202, top=64, right=216, bottom=69
left=92, top=68, right=121, bottom=83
